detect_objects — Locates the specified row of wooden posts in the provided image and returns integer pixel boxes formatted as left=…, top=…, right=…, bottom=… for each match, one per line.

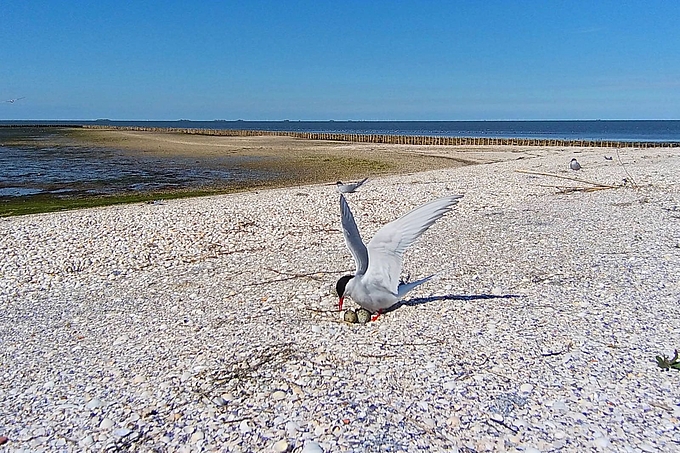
left=81, top=125, right=680, bottom=148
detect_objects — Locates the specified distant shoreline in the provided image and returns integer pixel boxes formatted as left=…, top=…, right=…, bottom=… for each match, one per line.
left=1, top=121, right=679, bottom=147
left=85, top=125, right=680, bottom=148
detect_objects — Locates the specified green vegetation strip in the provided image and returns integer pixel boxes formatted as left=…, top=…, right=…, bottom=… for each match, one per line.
left=1, top=190, right=227, bottom=217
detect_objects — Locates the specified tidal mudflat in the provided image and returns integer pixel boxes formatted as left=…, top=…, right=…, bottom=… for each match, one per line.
left=1, top=127, right=471, bottom=216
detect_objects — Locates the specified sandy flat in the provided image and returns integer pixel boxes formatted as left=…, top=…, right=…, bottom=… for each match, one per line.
left=63, top=128, right=540, bottom=170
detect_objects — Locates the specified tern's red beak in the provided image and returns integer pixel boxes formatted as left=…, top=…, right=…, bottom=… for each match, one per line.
left=338, top=296, right=344, bottom=311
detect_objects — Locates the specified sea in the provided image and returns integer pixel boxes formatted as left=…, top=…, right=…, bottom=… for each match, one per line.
left=1, top=120, right=679, bottom=202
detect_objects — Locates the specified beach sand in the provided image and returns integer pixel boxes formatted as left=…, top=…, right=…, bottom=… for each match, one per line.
left=1, top=142, right=679, bottom=451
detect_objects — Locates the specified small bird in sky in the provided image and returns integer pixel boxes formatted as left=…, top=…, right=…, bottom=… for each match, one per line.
left=569, top=158, right=581, bottom=171
left=4, top=97, right=25, bottom=104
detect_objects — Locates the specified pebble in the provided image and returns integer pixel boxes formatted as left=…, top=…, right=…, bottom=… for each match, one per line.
left=592, top=437, right=610, bottom=448
left=273, top=439, right=289, bottom=452
left=99, top=418, right=114, bottom=429
left=85, top=398, right=103, bottom=409
left=301, top=441, right=324, bottom=453
left=239, top=420, right=251, bottom=434
left=551, top=400, right=568, bottom=413
left=1, top=145, right=679, bottom=452
left=489, top=412, right=504, bottom=422
left=113, top=428, right=132, bottom=437
left=285, top=420, right=299, bottom=435
left=519, top=383, right=534, bottom=394
left=190, top=430, right=204, bottom=443
left=639, top=443, right=657, bottom=452
left=132, top=374, right=146, bottom=384
left=112, top=335, right=128, bottom=346
left=442, top=381, right=457, bottom=390
left=271, top=390, right=287, bottom=401
left=212, top=396, right=228, bottom=407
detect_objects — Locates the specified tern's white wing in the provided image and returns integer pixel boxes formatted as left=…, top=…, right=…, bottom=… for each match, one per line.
left=339, top=194, right=369, bottom=275
left=364, top=194, right=463, bottom=290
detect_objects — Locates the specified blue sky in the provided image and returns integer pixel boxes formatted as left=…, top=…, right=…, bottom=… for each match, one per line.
left=2, top=1, right=679, bottom=120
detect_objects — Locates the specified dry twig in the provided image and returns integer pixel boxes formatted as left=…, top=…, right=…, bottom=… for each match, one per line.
left=615, top=148, right=639, bottom=188
left=516, top=169, right=619, bottom=189
left=246, top=268, right=348, bottom=286
left=535, top=184, right=613, bottom=194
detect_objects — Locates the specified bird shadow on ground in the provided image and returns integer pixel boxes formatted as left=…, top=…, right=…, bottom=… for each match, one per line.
left=384, top=293, right=523, bottom=313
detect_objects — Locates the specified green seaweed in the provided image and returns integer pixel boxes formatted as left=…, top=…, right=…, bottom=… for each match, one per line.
left=0, top=188, right=250, bottom=217
left=655, top=350, right=680, bottom=371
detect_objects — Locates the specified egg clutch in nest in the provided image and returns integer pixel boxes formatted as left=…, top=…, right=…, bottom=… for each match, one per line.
left=344, top=308, right=372, bottom=324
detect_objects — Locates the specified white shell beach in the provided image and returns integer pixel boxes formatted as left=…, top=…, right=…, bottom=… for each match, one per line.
left=1, top=144, right=679, bottom=452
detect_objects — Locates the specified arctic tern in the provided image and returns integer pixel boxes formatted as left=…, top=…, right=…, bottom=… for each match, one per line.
left=336, top=193, right=463, bottom=319
left=336, top=177, right=368, bottom=193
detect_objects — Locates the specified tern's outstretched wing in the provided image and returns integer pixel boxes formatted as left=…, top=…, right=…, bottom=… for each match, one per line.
left=365, top=195, right=463, bottom=291
left=339, top=194, right=369, bottom=275
left=352, top=177, right=368, bottom=190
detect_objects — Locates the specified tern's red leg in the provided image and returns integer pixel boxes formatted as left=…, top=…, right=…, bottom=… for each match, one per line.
left=370, top=310, right=383, bottom=322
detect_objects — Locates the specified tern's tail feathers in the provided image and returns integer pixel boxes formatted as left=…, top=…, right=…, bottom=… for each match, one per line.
left=397, top=274, right=434, bottom=298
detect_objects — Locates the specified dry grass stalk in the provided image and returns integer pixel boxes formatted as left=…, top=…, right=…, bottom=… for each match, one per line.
left=516, top=169, right=619, bottom=191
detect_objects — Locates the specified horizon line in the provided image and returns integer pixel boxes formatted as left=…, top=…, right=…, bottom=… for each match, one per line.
left=2, top=118, right=680, bottom=122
